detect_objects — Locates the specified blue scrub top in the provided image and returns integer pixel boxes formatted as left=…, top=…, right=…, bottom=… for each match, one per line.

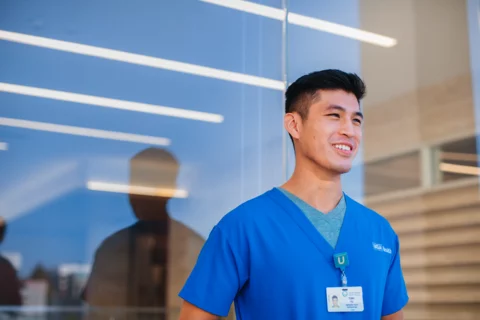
left=179, top=188, right=409, bottom=319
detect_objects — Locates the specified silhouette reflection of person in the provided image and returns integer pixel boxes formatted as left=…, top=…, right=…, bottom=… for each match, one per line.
left=0, top=217, right=22, bottom=318
left=82, top=148, right=206, bottom=320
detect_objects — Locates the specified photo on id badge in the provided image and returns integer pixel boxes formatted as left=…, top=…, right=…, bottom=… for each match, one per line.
left=326, top=287, right=364, bottom=312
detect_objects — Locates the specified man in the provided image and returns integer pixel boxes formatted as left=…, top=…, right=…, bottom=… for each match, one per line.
left=178, top=70, right=409, bottom=319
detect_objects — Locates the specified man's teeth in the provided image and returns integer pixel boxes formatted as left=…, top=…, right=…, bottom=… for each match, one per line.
left=334, top=144, right=351, bottom=151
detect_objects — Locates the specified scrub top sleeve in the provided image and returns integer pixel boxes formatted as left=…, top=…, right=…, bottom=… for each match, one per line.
left=179, top=225, right=247, bottom=317
left=381, top=235, right=409, bottom=316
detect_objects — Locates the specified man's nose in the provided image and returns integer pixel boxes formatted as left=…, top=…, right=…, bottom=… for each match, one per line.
left=339, top=119, right=355, bottom=137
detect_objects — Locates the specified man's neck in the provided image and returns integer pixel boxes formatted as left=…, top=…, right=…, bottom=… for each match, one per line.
left=281, top=163, right=343, bottom=214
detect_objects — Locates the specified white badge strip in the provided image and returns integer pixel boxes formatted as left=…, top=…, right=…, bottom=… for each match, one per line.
left=326, top=286, right=364, bottom=312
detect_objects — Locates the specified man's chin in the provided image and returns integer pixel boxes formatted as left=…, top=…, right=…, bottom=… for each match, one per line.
left=332, top=164, right=352, bottom=174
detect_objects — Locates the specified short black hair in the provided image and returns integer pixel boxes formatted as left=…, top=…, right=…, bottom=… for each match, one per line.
left=332, top=295, right=338, bottom=300
left=285, top=69, right=366, bottom=120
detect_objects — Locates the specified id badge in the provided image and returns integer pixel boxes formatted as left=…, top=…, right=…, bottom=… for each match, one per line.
left=326, top=286, right=364, bottom=312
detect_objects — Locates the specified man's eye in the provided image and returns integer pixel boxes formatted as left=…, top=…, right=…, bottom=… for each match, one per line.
left=328, top=113, right=340, bottom=118
left=353, top=118, right=362, bottom=124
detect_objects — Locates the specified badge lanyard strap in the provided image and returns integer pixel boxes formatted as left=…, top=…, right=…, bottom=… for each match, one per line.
left=334, top=252, right=349, bottom=287
left=340, top=267, right=348, bottom=287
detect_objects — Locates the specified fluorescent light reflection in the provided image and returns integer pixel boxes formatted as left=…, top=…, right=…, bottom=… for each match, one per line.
left=0, top=30, right=285, bottom=91
left=0, top=117, right=171, bottom=146
left=87, top=181, right=188, bottom=198
left=287, top=13, right=397, bottom=48
left=200, top=0, right=397, bottom=48
left=0, top=82, right=224, bottom=123
left=202, top=0, right=285, bottom=20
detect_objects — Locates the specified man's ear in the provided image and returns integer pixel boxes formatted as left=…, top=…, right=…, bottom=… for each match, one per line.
left=284, top=112, right=302, bottom=140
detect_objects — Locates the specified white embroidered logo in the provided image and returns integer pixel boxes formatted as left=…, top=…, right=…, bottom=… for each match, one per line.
left=372, top=242, right=392, bottom=254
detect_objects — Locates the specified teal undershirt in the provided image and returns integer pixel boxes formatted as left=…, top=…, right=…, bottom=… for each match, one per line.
left=278, top=188, right=346, bottom=249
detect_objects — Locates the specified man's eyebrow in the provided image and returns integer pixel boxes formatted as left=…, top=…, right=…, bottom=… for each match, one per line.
left=326, top=105, right=364, bottom=119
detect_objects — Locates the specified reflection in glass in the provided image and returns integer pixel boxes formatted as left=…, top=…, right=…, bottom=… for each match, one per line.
left=0, top=217, right=22, bottom=318
left=82, top=148, right=206, bottom=320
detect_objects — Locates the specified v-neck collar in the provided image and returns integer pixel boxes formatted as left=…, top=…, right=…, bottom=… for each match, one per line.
left=267, top=188, right=358, bottom=264
left=278, top=187, right=346, bottom=218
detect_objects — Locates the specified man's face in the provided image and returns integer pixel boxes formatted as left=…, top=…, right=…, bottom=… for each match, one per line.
left=290, top=89, right=363, bottom=175
left=333, top=297, right=339, bottom=306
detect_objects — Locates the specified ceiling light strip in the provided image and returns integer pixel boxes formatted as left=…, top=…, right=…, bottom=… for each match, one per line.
left=0, top=117, right=171, bottom=146
left=287, top=13, right=397, bottom=48
left=200, top=0, right=397, bottom=48
left=201, top=0, right=285, bottom=20
left=0, top=30, right=285, bottom=91
left=0, top=82, right=224, bottom=123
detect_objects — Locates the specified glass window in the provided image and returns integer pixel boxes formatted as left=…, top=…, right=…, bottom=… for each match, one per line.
left=0, top=1, right=283, bottom=319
